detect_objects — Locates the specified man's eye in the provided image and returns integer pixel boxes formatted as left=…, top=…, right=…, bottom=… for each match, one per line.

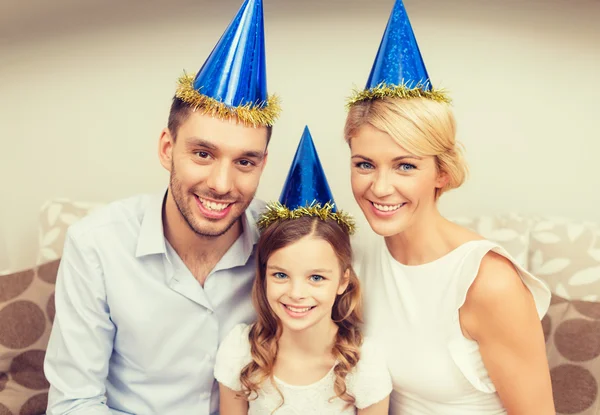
left=195, top=151, right=210, bottom=159
left=238, top=160, right=255, bottom=167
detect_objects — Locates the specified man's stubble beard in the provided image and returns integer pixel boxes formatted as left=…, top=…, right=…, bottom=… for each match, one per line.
left=169, top=163, right=254, bottom=239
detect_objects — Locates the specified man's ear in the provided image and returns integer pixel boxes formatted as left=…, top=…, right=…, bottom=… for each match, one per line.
left=158, top=128, right=174, bottom=172
left=337, top=269, right=351, bottom=295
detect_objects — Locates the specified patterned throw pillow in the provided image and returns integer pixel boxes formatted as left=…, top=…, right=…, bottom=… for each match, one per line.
left=530, top=218, right=600, bottom=301
left=36, top=199, right=101, bottom=265
left=0, top=259, right=59, bottom=415
left=450, top=214, right=532, bottom=268
left=544, top=294, right=600, bottom=414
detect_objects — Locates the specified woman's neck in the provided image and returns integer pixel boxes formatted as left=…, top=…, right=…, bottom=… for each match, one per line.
left=385, top=206, right=454, bottom=266
left=278, top=319, right=338, bottom=358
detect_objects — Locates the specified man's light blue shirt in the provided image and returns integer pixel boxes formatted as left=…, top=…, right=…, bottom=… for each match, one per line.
left=44, top=192, right=262, bottom=414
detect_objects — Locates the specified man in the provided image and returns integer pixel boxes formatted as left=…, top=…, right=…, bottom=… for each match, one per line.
left=44, top=1, right=280, bottom=414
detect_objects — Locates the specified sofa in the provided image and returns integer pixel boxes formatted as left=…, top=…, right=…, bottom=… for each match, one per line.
left=1, top=200, right=599, bottom=414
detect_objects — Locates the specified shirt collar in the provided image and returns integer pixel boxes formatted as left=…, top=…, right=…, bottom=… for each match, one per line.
left=135, top=191, right=168, bottom=258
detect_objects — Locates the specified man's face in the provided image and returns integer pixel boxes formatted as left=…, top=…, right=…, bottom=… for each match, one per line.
left=161, top=111, right=269, bottom=238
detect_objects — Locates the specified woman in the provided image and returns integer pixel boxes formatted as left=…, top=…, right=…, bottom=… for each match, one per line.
left=345, top=1, right=554, bottom=414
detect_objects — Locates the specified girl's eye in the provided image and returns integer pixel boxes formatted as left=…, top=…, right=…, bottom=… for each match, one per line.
left=273, top=272, right=288, bottom=279
left=355, top=161, right=374, bottom=170
left=398, top=163, right=416, bottom=171
left=309, top=275, right=325, bottom=282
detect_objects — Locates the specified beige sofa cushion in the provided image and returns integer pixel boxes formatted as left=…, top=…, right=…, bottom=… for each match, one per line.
left=36, top=199, right=101, bottom=265
left=450, top=214, right=531, bottom=268
left=544, top=294, right=600, bottom=414
left=530, top=218, right=600, bottom=301
left=0, top=259, right=59, bottom=415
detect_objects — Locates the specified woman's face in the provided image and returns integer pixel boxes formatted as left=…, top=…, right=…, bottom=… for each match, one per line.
left=349, top=123, right=447, bottom=237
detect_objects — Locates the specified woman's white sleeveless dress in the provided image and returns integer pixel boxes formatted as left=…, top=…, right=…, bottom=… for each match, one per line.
left=354, top=237, right=550, bottom=415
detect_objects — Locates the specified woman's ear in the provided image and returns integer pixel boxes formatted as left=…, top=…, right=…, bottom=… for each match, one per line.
left=337, top=269, right=351, bottom=295
left=435, top=169, right=450, bottom=189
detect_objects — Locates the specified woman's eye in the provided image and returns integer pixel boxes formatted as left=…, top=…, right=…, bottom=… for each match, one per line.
left=399, top=163, right=416, bottom=171
left=309, top=275, right=325, bottom=282
left=355, top=162, right=374, bottom=170
left=273, top=272, right=288, bottom=279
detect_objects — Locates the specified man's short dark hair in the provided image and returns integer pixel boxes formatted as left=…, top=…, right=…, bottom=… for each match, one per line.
left=167, top=97, right=273, bottom=144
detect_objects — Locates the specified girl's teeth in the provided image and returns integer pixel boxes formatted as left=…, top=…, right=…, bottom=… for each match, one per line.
left=373, top=202, right=404, bottom=212
left=199, top=198, right=229, bottom=211
left=286, top=305, right=312, bottom=313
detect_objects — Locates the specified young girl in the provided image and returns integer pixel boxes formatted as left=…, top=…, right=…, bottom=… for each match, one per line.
left=344, top=1, right=554, bottom=414
left=213, top=127, right=392, bottom=414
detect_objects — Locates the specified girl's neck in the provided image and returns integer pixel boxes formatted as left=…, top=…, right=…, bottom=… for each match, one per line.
left=385, top=206, right=453, bottom=266
left=278, top=319, right=339, bottom=358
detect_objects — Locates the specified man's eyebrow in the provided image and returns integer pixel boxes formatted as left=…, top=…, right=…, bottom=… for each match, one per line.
left=184, top=136, right=265, bottom=160
left=241, top=150, right=265, bottom=160
left=184, top=136, right=218, bottom=149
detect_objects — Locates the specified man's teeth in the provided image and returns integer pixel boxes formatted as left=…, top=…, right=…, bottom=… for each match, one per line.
left=373, top=202, right=404, bottom=212
left=199, top=197, right=230, bottom=211
left=285, top=305, right=313, bottom=313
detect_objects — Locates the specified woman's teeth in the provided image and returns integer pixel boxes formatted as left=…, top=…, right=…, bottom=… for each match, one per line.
left=199, top=197, right=230, bottom=211
left=373, top=202, right=404, bottom=212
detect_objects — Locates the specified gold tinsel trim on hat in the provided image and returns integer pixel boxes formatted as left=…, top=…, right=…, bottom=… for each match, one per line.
left=346, top=82, right=451, bottom=108
left=257, top=201, right=356, bottom=235
left=175, top=73, right=281, bottom=127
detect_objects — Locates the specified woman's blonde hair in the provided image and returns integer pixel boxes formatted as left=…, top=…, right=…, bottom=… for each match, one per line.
left=344, top=97, right=468, bottom=197
left=239, top=216, right=363, bottom=411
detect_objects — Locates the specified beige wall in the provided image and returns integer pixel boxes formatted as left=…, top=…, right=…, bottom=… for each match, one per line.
left=1, top=0, right=599, bottom=272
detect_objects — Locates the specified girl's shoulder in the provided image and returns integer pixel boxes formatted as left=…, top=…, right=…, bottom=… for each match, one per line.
left=345, top=335, right=393, bottom=409
left=214, top=323, right=254, bottom=391
left=218, top=323, right=253, bottom=359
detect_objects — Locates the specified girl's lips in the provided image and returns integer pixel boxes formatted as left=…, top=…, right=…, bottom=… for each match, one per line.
left=194, top=195, right=233, bottom=219
left=280, top=303, right=316, bottom=319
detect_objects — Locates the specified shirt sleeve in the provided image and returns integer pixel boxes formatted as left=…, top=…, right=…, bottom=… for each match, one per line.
left=346, top=336, right=393, bottom=409
left=44, top=229, right=116, bottom=415
left=214, top=323, right=253, bottom=392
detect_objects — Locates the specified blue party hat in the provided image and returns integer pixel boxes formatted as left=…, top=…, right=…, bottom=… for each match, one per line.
left=258, top=126, right=355, bottom=234
left=348, top=0, right=450, bottom=106
left=175, top=0, right=280, bottom=126
left=278, top=126, right=336, bottom=212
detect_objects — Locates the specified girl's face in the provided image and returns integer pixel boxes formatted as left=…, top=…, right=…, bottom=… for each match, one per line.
left=349, top=123, right=447, bottom=237
left=265, top=235, right=348, bottom=333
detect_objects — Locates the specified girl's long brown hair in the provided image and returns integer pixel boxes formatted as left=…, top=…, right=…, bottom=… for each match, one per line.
left=239, top=216, right=363, bottom=407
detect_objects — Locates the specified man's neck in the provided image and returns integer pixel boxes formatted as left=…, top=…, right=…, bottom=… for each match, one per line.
left=162, top=193, right=243, bottom=285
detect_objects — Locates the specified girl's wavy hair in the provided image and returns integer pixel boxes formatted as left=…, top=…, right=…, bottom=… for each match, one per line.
left=239, top=215, right=363, bottom=408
